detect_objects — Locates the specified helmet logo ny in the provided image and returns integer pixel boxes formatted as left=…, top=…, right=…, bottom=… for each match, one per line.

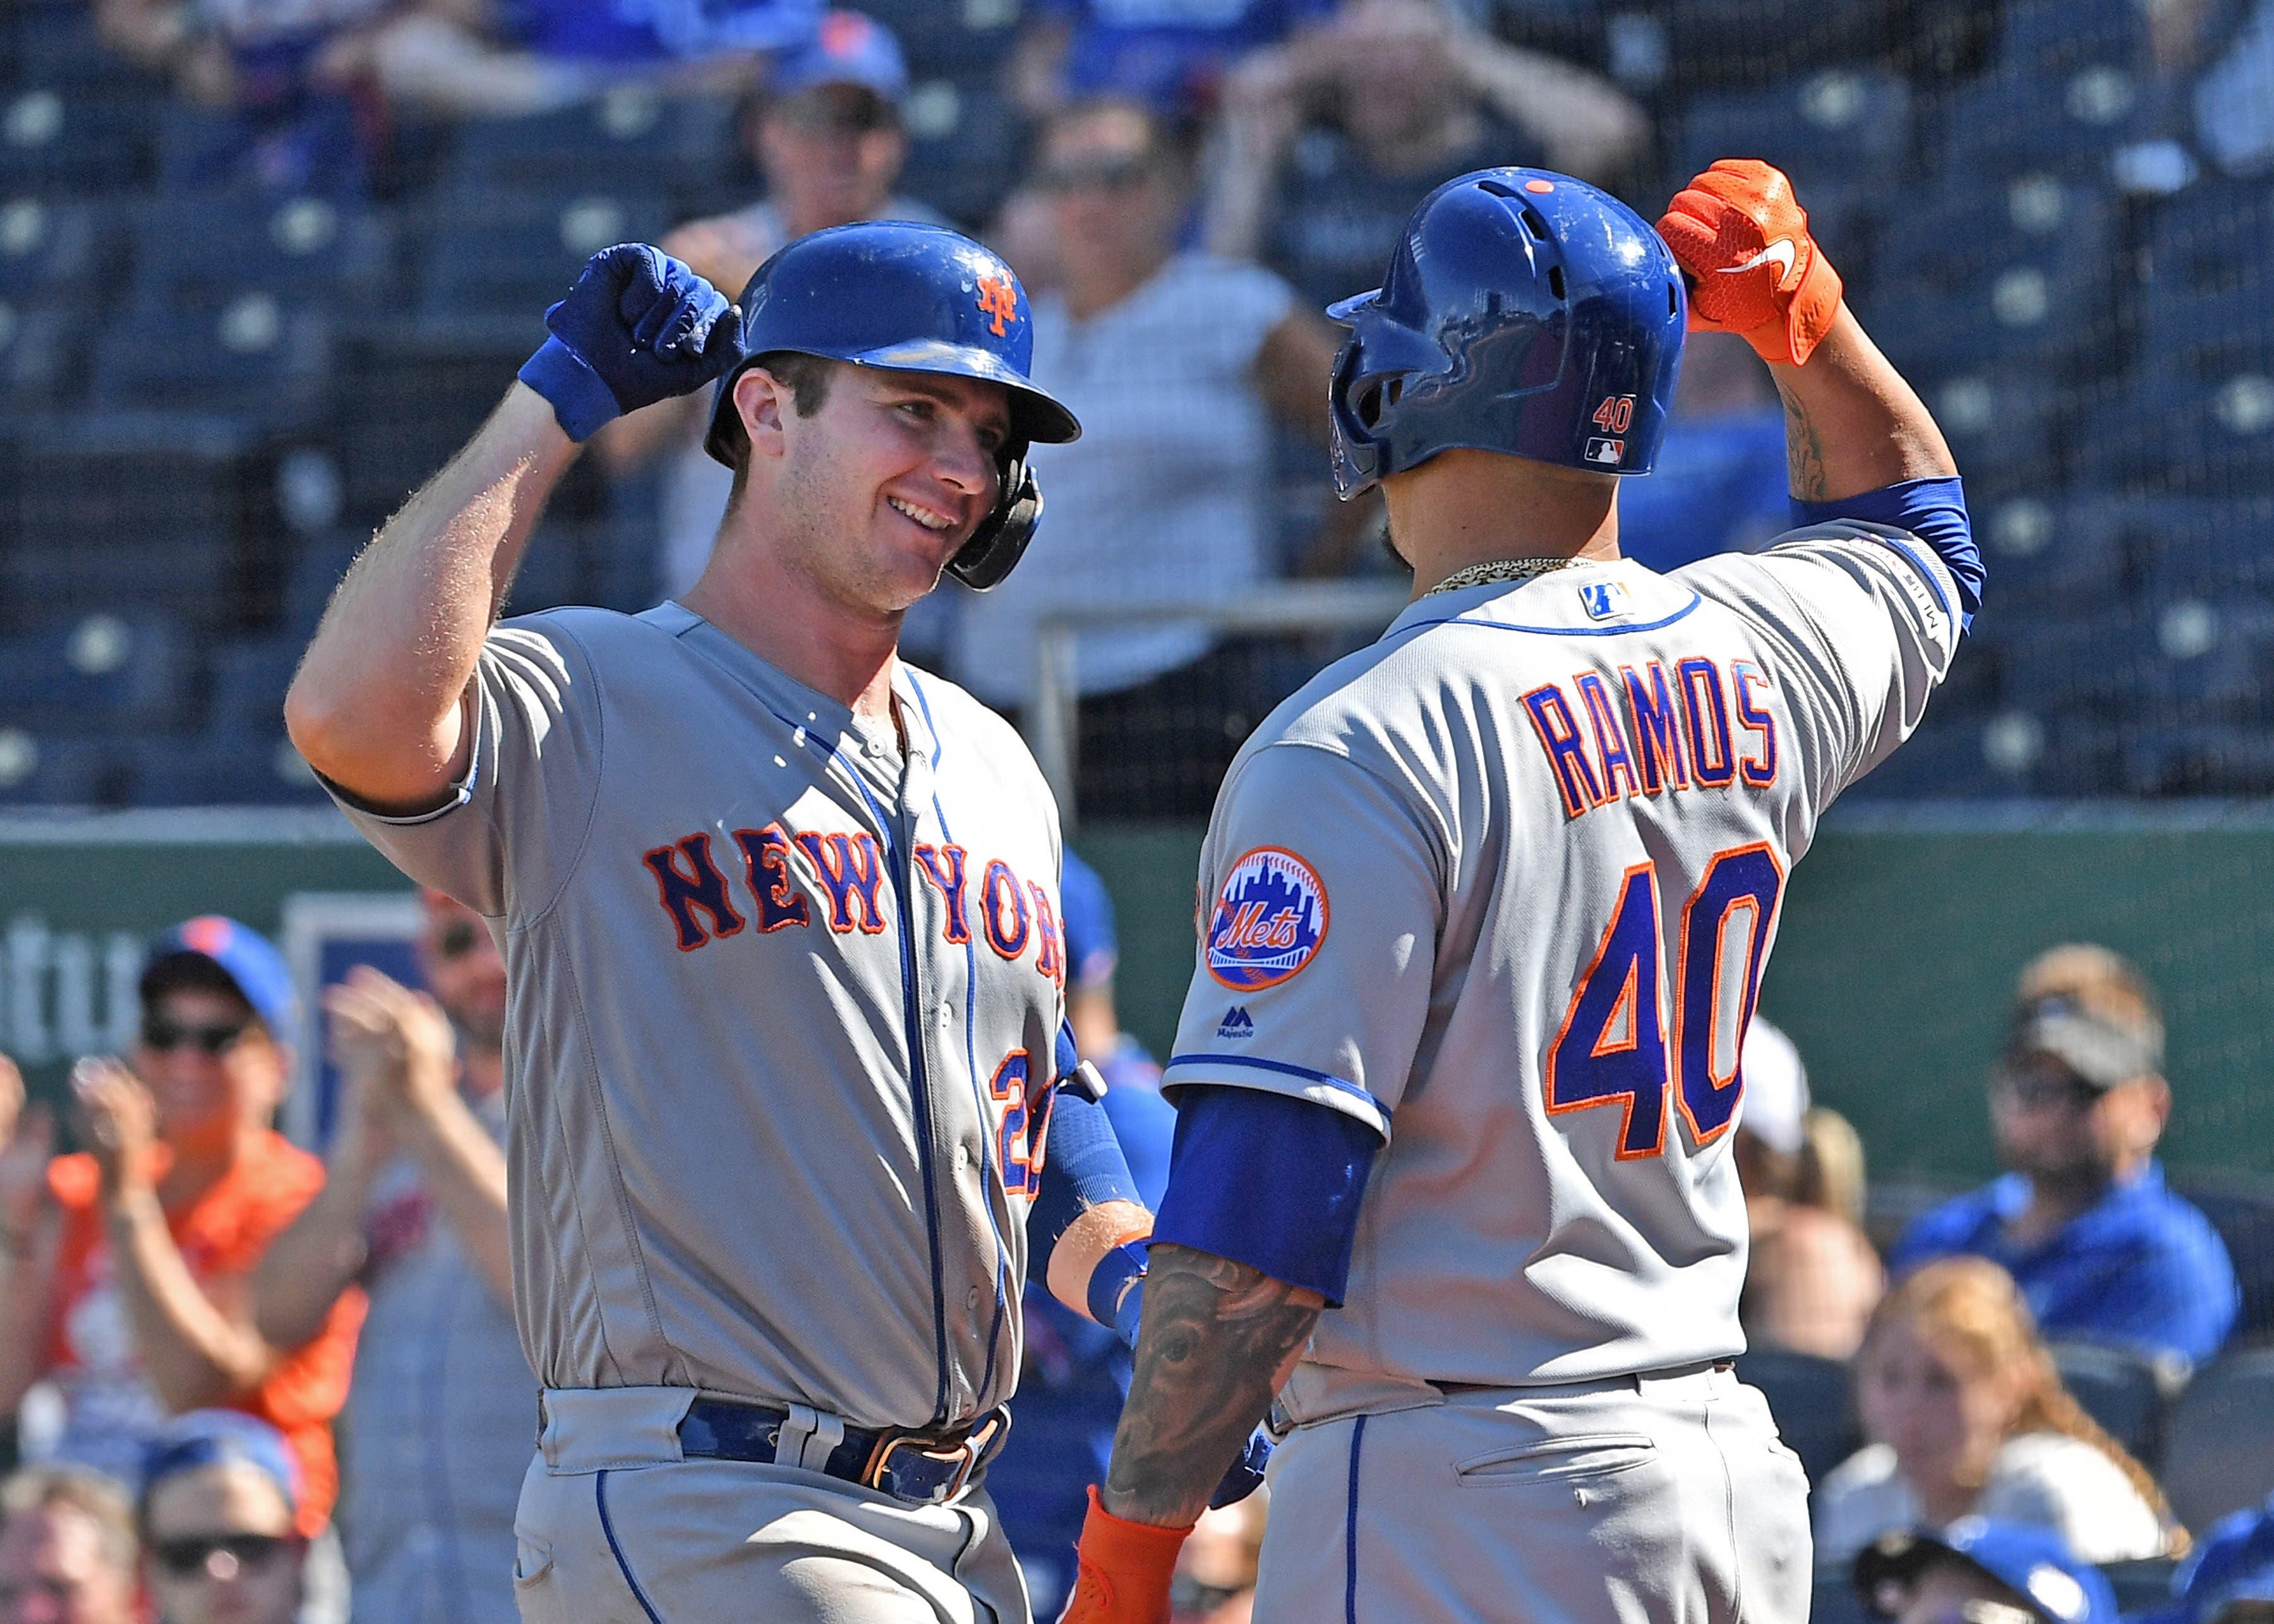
left=975, top=275, right=1020, bottom=336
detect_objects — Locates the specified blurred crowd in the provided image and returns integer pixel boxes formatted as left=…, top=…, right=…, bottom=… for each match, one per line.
left=0, top=876, right=2267, bottom=1623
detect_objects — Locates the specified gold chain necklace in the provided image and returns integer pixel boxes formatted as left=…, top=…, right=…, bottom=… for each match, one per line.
left=1423, top=556, right=1579, bottom=598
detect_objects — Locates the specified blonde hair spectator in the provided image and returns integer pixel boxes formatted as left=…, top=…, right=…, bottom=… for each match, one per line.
left=1815, top=1256, right=2184, bottom=1568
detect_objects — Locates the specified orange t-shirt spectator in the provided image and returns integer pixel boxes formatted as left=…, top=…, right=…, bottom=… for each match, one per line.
left=0, top=917, right=363, bottom=1537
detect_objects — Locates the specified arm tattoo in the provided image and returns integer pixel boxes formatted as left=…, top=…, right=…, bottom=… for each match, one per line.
left=1774, top=376, right=1832, bottom=502
left=1101, top=1244, right=1322, bottom=1528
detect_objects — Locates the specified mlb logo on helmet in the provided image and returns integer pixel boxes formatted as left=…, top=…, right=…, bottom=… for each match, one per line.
left=1206, top=848, right=1328, bottom=992
left=1585, top=436, right=1624, bottom=465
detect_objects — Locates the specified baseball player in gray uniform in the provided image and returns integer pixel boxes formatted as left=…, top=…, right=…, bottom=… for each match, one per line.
left=1059, top=162, right=1985, bottom=1624
left=287, top=223, right=1182, bottom=1622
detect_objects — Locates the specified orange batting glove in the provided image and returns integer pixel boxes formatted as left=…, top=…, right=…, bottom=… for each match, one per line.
left=1655, top=158, right=1843, bottom=366
left=1056, top=1488, right=1191, bottom=1624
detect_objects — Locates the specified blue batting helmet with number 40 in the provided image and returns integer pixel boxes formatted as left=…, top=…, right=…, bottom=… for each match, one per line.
left=1327, top=168, right=1687, bottom=497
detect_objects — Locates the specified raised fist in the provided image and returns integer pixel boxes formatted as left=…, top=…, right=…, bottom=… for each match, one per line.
left=1656, top=159, right=1842, bottom=366
left=518, top=243, right=745, bottom=442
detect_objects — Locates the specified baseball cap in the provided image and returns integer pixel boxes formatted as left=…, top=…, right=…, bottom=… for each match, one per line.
left=771, top=11, right=908, bottom=104
left=139, top=1410, right=302, bottom=1524
left=2146, top=1496, right=2274, bottom=1624
left=2002, top=992, right=2162, bottom=1092
left=140, top=916, right=299, bottom=1052
left=1738, top=1017, right=1810, bottom=1156
left=1856, top=1522, right=2117, bottom=1624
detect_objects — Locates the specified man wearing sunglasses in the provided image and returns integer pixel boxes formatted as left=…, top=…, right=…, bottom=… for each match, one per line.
left=0, top=917, right=359, bottom=1543
left=255, top=889, right=529, bottom=1624
left=138, top=1411, right=309, bottom=1624
left=1890, top=944, right=2239, bottom=1371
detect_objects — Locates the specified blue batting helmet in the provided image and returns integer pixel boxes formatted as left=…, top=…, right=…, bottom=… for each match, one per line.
left=1327, top=168, right=1686, bottom=497
left=705, top=220, right=1081, bottom=589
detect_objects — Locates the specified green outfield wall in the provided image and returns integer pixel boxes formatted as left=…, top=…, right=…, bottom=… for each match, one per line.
left=1077, top=809, right=2274, bottom=1184
left=2, top=807, right=2267, bottom=1181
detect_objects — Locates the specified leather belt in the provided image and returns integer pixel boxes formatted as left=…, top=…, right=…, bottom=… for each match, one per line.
left=677, top=1398, right=1010, bottom=1506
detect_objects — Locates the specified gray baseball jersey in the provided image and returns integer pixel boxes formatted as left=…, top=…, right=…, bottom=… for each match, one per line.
left=328, top=601, right=1067, bottom=1434
left=1161, top=525, right=1961, bottom=1412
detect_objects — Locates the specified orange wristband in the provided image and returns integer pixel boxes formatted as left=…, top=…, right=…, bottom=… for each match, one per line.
left=1060, top=1486, right=1191, bottom=1624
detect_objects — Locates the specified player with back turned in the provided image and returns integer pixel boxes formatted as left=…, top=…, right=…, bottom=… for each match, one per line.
left=284, top=222, right=1217, bottom=1621
left=1059, top=160, right=1987, bottom=1623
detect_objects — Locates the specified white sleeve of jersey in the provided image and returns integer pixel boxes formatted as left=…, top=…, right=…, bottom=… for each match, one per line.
left=325, top=617, right=605, bottom=920
left=1159, top=740, right=1444, bottom=1141
left=1674, top=522, right=1963, bottom=803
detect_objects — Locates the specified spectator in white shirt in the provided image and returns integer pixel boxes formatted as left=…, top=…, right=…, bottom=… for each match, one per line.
left=953, top=97, right=1345, bottom=818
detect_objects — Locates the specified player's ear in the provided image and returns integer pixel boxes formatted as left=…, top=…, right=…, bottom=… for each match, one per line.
left=735, top=368, right=792, bottom=460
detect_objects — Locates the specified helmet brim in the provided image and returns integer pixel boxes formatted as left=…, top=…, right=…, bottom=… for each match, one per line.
left=848, top=339, right=1083, bottom=445
left=1325, top=291, right=1380, bottom=327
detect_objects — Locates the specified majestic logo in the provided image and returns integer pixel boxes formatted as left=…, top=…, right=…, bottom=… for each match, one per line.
left=975, top=275, right=1019, bottom=337
left=1205, top=848, right=1328, bottom=992
left=1217, top=1006, right=1254, bottom=1039
left=1579, top=580, right=1630, bottom=620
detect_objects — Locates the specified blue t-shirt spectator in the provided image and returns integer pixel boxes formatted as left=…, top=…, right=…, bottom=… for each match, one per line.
left=1617, top=407, right=1790, bottom=573
left=1040, top=0, right=1332, bottom=113
left=990, top=1083, right=1174, bottom=1616
left=500, top=0, right=819, bottom=63
left=1890, top=1162, right=2239, bottom=1369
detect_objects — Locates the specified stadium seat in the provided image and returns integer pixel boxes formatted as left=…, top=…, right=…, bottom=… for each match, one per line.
left=1926, top=369, right=2063, bottom=501
left=2172, top=1177, right=2274, bottom=1345
left=1810, top=1577, right=1870, bottom=1624
left=204, top=634, right=304, bottom=737
left=2100, top=1559, right=2182, bottom=1614
left=2122, top=723, right=2274, bottom=796
left=2143, top=179, right=2274, bottom=378
left=2074, top=368, right=2274, bottom=496
left=499, top=520, right=587, bottom=616
left=129, top=192, right=392, bottom=308
left=862, top=0, right=1023, bottom=75
left=1842, top=711, right=2021, bottom=801
left=898, top=77, right=1027, bottom=229
left=2139, top=496, right=2274, bottom=598
left=0, top=85, right=155, bottom=196
left=2048, top=1340, right=2169, bottom=1464
left=0, top=731, right=133, bottom=807
left=3, top=412, right=265, bottom=626
left=0, top=296, right=89, bottom=414
left=1994, top=605, right=2156, bottom=719
left=283, top=531, right=364, bottom=637
left=0, top=197, right=120, bottom=299
left=334, top=316, right=544, bottom=524
left=1856, top=181, right=2121, bottom=380
left=92, top=293, right=335, bottom=427
left=2162, top=1349, right=2274, bottom=1529
left=414, top=187, right=670, bottom=322
left=6, top=0, right=152, bottom=92
left=444, top=90, right=741, bottom=208
left=1731, top=1347, right=1858, bottom=1489
left=1670, top=68, right=1913, bottom=197
left=133, top=731, right=330, bottom=807
left=1934, top=68, right=2146, bottom=181
left=0, top=613, right=192, bottom=731
left=1994, top=0, right=2149, bottom=76
left=1975, top=492, right=2145, bottom=611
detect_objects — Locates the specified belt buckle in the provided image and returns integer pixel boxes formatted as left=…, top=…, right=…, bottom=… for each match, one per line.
left=863, top=1409, right=1008, bottom=1505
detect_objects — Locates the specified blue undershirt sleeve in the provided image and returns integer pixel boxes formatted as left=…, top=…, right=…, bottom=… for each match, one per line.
left=1026, top=1086, right=1144, bottom=1288
left=1150, top=1085, right=1381, bottom=1305
left=1795, top=475, right=1982, bottom=629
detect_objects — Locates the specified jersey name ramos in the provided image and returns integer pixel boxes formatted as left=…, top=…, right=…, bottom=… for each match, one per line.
left=1162, top=526, right=1961, bottom=1403
left=330, top=603, right=1066, bottom=1433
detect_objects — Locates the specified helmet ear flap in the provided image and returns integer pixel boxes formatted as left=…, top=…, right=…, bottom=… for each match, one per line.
left=944, top=450, right=1042, bottom=590
left=1329, top=332, right=1393, bottom=498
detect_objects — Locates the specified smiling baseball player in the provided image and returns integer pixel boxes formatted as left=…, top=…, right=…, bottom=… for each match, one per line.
left=287, top=224, right=1182, bottom=1622
left=1059, top=160, right=1986, bottom=1623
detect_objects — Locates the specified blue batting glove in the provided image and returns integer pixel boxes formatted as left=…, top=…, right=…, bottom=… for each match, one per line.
left=518, top=244, right=742, bottom=442
left=1210, top=1427, right=1273, bottom=1508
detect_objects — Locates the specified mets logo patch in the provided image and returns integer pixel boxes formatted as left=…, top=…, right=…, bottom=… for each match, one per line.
left=1205, top=848, right=1328, bottom=991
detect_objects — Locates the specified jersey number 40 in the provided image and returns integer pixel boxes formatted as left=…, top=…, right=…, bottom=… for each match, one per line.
left=1544, top=843, right=1784, bottom=1160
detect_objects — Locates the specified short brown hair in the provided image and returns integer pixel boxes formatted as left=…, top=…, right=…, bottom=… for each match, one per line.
left=1, top=1465, right=138, bottom=1576
left=723, top=351, right=838, bottom=503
